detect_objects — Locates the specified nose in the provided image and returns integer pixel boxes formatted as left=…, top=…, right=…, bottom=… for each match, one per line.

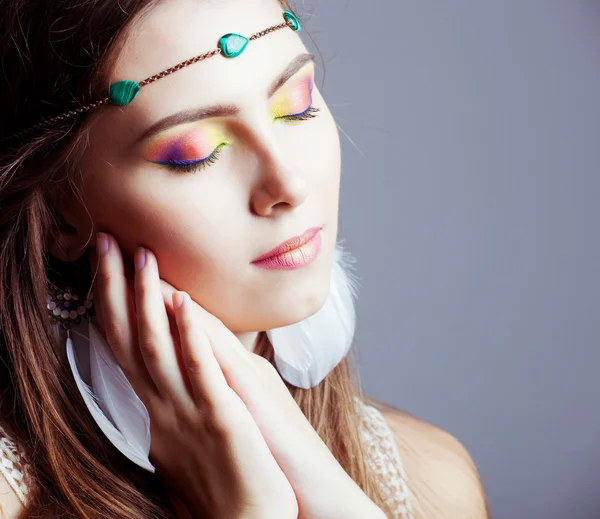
left=249, top=133, right=309, bottom=217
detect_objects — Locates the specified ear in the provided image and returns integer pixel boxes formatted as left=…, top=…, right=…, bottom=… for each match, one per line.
left=46, top=198, right=96, bottom=263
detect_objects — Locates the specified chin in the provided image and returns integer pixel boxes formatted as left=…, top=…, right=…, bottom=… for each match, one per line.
left=249, top=267, right=332, bottom=332
left=280, top=279, right=330, bottom=327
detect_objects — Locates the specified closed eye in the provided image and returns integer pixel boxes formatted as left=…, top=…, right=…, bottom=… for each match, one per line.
left=165, top=106, right=321, bottom=174
left=158, top=143, right=228, bottom=174
left=274, top=106, right=320, bottom=122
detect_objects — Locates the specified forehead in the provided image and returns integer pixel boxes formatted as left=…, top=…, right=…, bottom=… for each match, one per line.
left=105, top=0, right=307, bottom=116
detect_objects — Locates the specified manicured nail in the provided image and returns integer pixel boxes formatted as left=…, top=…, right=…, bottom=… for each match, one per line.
left=96, top=233, right=109, bottom=257
left=135, top=247, right=147, bottom=272
left=173, top=291, right=186, bottom=310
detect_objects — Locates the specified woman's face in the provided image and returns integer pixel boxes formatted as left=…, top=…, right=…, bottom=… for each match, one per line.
left=67, top=0, right=341, bottom=333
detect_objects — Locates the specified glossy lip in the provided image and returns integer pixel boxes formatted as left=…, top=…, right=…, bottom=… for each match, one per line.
left=252, top=226, right=323, bottom=263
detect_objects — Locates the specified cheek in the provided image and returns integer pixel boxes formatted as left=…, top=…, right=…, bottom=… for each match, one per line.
left=308, top=106, right=341, bottom=190
left=82, top=165, right=224, bottom=265
left=278, top=103, right=340, bottom=188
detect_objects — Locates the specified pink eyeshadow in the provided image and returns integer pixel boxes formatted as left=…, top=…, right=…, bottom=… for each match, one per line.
left=145, top=132, right=216, bottom=163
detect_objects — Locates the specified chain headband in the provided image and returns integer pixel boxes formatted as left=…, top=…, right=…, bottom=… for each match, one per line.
left=4, top=10, right=301, bottom=144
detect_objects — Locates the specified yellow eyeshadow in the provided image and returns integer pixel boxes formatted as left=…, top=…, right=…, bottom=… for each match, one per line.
left=270, top=72, right=314, bottom=118
left=143, top=124, right=229, bottom=164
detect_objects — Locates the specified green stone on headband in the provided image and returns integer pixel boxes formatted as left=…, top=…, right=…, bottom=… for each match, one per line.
left=218, top=33, right=249, bottom=58
left=107, top=10, right=302, bottom=107
left=109, top=80, right=140, bottom=107
left=283, top=10, right=301, bottom=31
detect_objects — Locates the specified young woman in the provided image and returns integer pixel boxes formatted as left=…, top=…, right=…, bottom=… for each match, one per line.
left=0, top=0, right=490, bottom=517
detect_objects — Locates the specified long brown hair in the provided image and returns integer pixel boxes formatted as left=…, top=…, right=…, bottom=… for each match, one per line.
left=0, top=1, right=390, bottom=517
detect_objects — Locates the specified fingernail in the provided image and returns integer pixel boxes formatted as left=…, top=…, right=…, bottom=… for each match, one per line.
left=135, top=247, right=147, bottom=272
left=173, top=292, right=185, bottom=309
left=97, top=233, right=109, bottom=257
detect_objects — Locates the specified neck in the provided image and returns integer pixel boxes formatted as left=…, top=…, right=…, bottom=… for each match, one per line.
left=234, top=330, right=262, bottom=353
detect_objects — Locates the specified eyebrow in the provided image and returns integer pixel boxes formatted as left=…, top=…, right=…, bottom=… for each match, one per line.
left=135, top=52, right=316, bottom=144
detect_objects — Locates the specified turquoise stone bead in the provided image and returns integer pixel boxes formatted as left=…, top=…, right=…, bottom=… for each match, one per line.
left=219, top=33, right=249, bottom=58
left=283, top=10, right=301, bottom=31
left=108, top=80, right=140, bottom=106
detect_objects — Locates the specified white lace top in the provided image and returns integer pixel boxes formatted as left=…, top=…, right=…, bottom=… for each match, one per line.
left=0, top=402, right=413, bottom=518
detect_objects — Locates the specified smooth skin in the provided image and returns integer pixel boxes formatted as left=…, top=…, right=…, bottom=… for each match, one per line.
left=0, top=0, right=490, bottom=517
left=90, top=233, right=386, bottom=518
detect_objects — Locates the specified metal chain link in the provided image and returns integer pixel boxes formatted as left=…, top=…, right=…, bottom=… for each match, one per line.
left=2, top=17, right=294, bottom=144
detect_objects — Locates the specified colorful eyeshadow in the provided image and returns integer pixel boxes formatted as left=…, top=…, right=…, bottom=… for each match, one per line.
left=143, top=125, right=228, bottom=166
left=142, top=66, right=315, bottom=167
left=270, top=72, right=314, bottom=119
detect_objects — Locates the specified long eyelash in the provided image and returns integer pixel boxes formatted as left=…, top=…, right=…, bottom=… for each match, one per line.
left=165, top=108, right=320, bottom=174
left=276, top=106, right=321, bottom=121
left=166, top=143, right=226, bottom=174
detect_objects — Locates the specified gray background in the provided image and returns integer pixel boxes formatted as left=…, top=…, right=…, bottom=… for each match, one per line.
left=298, top=1, right=600, bottom=518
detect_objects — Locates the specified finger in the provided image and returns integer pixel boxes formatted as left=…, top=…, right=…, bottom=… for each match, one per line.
left=160, top=278, right=240, bottom=369
left=162, top=284, right=256, bottom=392
left=134, top=248, right=189, bottom=403
left=163, top=305, right=193, bottom=397
left=160, top=279, right=223, bottom=401
left=207, top=326, right=267, bottom=405
left=159, top=279, right=178, bottom=318
left=172, top=291, right=231, bottom=405
left=159, top=281, right=187, bottom=358
left=92, top=247, right=135, bottom=336
left=94, top=233, right=155, bottom=397
left=161, top=279, right=222, bottom=329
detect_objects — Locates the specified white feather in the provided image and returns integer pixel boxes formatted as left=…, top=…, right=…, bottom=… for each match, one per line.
left=267, top=242, right=360, bottom=388
left=65, top=321, right=155, bottom=472
left=60, top=242, right=358, bottom=465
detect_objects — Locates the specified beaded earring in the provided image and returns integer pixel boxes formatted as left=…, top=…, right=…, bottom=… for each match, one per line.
left=48, top=241, right=359, bottom=472
left=47, top=255, right=156, bottom=472
left=46, top=284, right=94, bottom=328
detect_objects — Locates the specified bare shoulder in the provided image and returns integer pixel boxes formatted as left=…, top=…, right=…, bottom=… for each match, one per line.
left=364, top=396, right=491, bottom=519
left=0, top=470, right=23, bottom=519
left=0, top=422, right=24, bottom=519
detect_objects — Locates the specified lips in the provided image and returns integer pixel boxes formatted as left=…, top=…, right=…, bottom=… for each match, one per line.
left=252, top=226, right=323, bottom=263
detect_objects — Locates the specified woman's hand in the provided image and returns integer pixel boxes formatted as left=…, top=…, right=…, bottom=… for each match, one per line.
left=158, top=274, right=386, bottom=518
left=91, top=233, right=298, bottom=519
